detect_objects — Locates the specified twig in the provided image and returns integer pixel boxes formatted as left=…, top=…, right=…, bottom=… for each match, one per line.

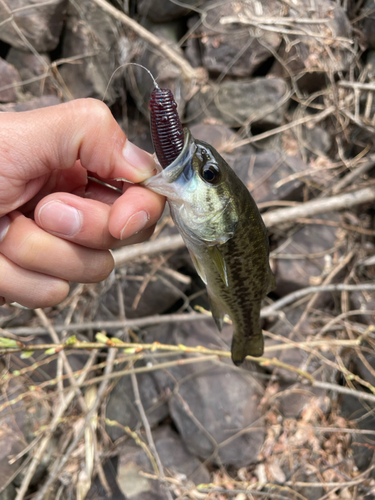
left=35, top=309, right=87, bottom=412
left=114, top=235, right=185, bottom=266
left=91, top=0, right=198, bottom=82
left=33, top=348, right=117, bottom=500
left=262, top=186, right=375, bottom=227
left=5, top=281, right=375, bottom=338
left=14, top=351, right=97, bottom=500
left=338, top=81, right=375, bottom=91
left=261, top=283, right=375, bottom=315
left=332, top=155, right=375, bottom=194
left=111, top=186, right=375, bottom=264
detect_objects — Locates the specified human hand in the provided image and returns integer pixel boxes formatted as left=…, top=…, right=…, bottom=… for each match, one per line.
left=0, top=99, right=165, bottom=308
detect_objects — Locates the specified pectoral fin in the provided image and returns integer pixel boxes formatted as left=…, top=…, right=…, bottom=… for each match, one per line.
left=207, top=246, right=228, bottom=286
left=188, top=249, right=207, bottom=285
left=207, top=292, right=225, bottom=332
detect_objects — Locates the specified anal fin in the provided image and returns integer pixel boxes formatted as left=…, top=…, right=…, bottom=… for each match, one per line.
left=207, top=292, right=225, bottom=332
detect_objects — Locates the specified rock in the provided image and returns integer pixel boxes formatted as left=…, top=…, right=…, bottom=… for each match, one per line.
left=0, top=484, right=16, bottom=500
left=126, top=21, right=187, bottom=116
left=189, top=123, right=307, bottom=201
left=13, top=438, right=58, bottom=487
left=105, top=366, right=169, bottom=442
left=0, top=369, right=51, bottom=490
left=0, top=95, right=61, bottom=112
left=117, top=426, right=210, bottom=498
left=0, top=58, right=21, bottom=102
left=102, top=262, right=190, bottom=319
left=153, top=426, right=210, bottom=485
left=85, top=457, right=126, bottom=500
left=362, top=0, right=375, bottom=49
left=270, top=0, right=351, bottom=91
left=59, top=1, right=119, bottom=102
left=0, top=0, right=68, bottom=52
left=186, top=79, right=289, bottom=129
left=185, top=16, right=202, bottom=68
left=350, top=345, right=375, bottom=391
left=350, top=290, right=375, bottom=326
left=340, top=394, right=375, bottom=477
left=137, top=0, right=203, bottom=22
left=302, top=125, right=332, bottom=157
left=198, top=0, right=282, bottom=77
left=264, top=309, right=333, bottom=417
left=274, top=212, right=341, bottom=296
left=6, top=48, right=55, bottom=97
left=144, top=321, right=266, bottom=467
left=234, top=151, right=308, bottom=203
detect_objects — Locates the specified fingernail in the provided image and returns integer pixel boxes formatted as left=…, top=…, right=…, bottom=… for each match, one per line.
left=0, top=216, right=10, bottom=242
left=120, top=210, right=150, bottom=240
left=123, top=140, right=155, bottom=175
left=38, top=201, right=83, bottom=237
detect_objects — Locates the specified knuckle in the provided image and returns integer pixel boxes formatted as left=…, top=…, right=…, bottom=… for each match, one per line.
left=83, top=251, right=114, bottom=283
left=15, top=231, right=42, bottom=268
left=39, top=280, right=70, bottom=307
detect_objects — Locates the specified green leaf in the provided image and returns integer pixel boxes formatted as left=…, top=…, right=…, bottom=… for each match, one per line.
left=0, top=337, right=18, bottom=348
left=45, top=347, right=56, bottom=355
left=20, top=350, right=35, bottom=359
left=109, top=338, right=123, bottom=345
left=95, top=332, right=109, bottom=343
left=123, top=347, right=137, bottom=354
left=65, top=335, right=77, bottom=345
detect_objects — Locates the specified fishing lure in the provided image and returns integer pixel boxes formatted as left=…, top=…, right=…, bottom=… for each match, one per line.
left=144, top=85, right=275, bottom=366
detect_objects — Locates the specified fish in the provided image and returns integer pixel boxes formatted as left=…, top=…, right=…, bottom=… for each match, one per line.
left=142, top=125, right=275, bottom=366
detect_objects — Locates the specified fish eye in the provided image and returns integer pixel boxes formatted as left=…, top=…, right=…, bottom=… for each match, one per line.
left=201, top=163, right=220, bottom=184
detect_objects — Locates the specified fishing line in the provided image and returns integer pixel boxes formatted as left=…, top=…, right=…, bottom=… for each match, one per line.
left=102, top=62, right=159, bottom=103
left=88, top=63, right=160, bottom=190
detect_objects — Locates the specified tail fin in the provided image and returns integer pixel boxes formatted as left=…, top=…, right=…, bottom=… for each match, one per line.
left=230, top=300, right=264, bottom=366
left=231, top=332, right=264, bottom=366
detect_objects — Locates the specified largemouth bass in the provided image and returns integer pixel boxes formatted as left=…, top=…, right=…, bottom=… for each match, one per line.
left=143, top=128, right=275, bottom=365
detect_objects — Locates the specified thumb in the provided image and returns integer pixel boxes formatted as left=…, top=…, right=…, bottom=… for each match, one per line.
left=0, top=98, right=155, bottom=184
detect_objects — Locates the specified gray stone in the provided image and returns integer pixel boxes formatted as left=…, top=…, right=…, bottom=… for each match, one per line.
left=0, top=371, right=51, bottom=490
left=144, top=321, right=266, bottom=467
left=185, top=15, right=202, bottom=68
left=274, top=212, right=341, bottom=296
left=59, top=1, right=119, bottom=102
left=302, top=125, right=332, bottom=157
left=0, top=95, right=61, bottom=112
left=137, top=0, right=203, bottom=22
left=350, top=290, right=375, bottom=326
left=271, top=0, right=351, bottom=89
left=0, top=0, right=68, bottom=52
left=340, top=394, right=375, bottom=477
left=0, top=484, right=16, bottom=500
left=186, top=78, right=289, bottom=128
left=117, top=426, right=210, bottom=498
left=363, top=0, right=375, bottom=49
left=126, top=21, right=187, bottom=116
left=234, top=151, right=308, bottom=203
left=264, top=309, right=333, bottom=418
left=198, top=0, right=282, bottom=77
left=6, top=48, right=56, bottom=97
left=102, top=262, right=190, bottom=319
left=0, top=58, right=21, bottom=102
left=106, top=367, right=169, bottom=442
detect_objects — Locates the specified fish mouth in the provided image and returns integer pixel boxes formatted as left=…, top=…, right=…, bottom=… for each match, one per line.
left=161, top=128, right=196, bottom=183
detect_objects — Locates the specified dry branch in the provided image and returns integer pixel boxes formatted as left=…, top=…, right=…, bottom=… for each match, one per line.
left=91, top=0, right=199, bottom=82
